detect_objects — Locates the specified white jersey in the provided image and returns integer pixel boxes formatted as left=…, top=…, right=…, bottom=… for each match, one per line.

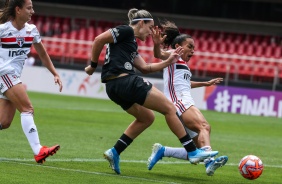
left=163, top=58, right=195, bottom=115
left=163, top=57, right=198, bottom=138
left=0, top=21, right=41, bottom=76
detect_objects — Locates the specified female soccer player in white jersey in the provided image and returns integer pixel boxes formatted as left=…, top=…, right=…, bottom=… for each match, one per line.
left=147, top=20, right=228, bottom=176
left=85, top=8, right=218, bottom=174
left=0, top=0, right=62, bottom=163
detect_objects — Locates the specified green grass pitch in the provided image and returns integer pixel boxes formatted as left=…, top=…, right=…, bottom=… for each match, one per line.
left=0, top=92, right=281, bottom=184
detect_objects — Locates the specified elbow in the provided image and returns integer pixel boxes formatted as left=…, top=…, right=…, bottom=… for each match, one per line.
left=154, top=53, right=161, bottom=59
left=139, top=68, right=150, bottom=74
left=138, top=65, right=151, bottom=74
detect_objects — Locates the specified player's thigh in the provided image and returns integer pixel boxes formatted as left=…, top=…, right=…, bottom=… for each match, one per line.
left=126, top=103, right=155, bottom=123
left=4, top=83, right=33, bottom=113
left=0, top=98, right=16, bottom=126
left=182, top=106, right=208, bottom=130
left=143, top=86, right=176, bottom=115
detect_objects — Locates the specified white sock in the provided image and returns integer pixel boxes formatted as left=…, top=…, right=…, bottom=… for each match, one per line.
left=200, top=146, right=214, bottom=166
left=200, top=146, right=212, bottom=151
left=164, top=147, right=188, bottom=160
left=21, top=112, right=42, bottom=155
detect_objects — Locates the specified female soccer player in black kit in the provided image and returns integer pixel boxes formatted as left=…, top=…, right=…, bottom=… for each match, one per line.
left=85, top=8, right=218, bottom=174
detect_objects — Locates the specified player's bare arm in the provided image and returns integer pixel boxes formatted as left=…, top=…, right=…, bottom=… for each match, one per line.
left=191, top=78, right=223, bottom=88
left=152, top=26, right=170, bottom=60
left=85, top=30, right=114, bottom=75
left=135, top=47, right=183, bottom=74
left=33, top=42, right=63, bottom=92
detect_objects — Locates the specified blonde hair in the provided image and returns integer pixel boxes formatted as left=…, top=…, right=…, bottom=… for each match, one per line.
left=128, top=8, right=153, bottom=25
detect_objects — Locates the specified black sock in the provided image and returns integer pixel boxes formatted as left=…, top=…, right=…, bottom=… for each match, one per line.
left=179, top=134, right=197, bottom=152
left=114, top=133, right=133, bottom=155
left=0, top=123, right=2, bottom=130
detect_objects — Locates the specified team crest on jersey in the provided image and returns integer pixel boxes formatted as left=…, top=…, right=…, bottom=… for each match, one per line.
left=124, top=62, right=133, bottom=70
left=17, top=37, right=24, bottom=47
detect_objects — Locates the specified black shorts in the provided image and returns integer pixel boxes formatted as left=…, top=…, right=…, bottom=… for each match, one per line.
left=106, top=75, right=153, bottom=110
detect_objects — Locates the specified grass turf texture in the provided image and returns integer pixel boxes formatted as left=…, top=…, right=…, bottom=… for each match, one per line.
left=0, top=92, right=281, bottom=184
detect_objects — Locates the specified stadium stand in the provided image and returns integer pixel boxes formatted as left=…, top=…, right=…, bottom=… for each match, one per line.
left=28, top=3, right=282, bottom=89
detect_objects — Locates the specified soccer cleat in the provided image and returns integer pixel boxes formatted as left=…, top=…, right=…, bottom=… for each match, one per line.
left=103, top=147, right=120, bottom=174
left=188, top=148, right=218, bottom=164
left=34, top=145, right=60, bottom=164
left=205, top=156, right=228, bottom=176
left=147, top=143, right=165, bottom=170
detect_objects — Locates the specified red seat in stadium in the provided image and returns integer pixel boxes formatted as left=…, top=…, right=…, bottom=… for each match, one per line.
left=237, top=63, right=253, bottom=80
left=198, top=40, right=209, bottom=52
left=273, top=46, right=282, bottom=58
left=61, top=17, right=71, bottom=33
left=227, top=43, right=236, bottom=54
left=246, top=44, right=254, bottom=56
left=218, top=42, right=227, bottom=53
left=264, top=45, right=273, bottom=58
left=237, top=44, right=246, bottom=55
left=254, top=45, right=263, bottom=57
left=87, top=27, right=95, bottom=41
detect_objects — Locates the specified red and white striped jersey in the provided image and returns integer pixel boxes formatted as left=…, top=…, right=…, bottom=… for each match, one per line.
left=163, top=58, right=193, bottom=103
left=0, top=21, right=41, bottom=76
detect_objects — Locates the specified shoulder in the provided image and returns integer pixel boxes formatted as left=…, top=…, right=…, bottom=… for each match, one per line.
left=0, top=22, right=10, bottom=33
left=109, top=25, right=134, bottom=42
left=24, top=23, right=37, bottom=31
left=0, top=22, right=8, bottom=29
left=111, top=25, right=133, bottom=35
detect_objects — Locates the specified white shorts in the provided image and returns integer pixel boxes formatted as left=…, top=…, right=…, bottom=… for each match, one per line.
left=174, top=95, right=198, bottom=138
left=0, top=73, right=21, bottom=99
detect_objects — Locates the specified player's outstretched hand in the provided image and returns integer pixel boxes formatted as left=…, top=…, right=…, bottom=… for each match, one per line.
left=85, top=65, right=95, bottom=75
left=206, top=78, right=223, bottom=86
left=54, top=75, right=63, bottom=92
left=151, top=26, right=167, bottom=45
left=168, top=47, right=183, bottom=64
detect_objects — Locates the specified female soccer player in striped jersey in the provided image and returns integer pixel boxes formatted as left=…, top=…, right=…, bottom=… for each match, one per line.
left=147, top=20, right=228, bottom=176
left=0, top=0, right=62, bottom=163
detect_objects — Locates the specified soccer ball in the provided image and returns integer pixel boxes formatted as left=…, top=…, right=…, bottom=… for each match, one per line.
left=238, top=155, right=264, bottom=180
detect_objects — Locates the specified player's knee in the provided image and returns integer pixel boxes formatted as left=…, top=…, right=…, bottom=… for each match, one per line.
left=163, top=103, right=177, bottom=115
left=145, top=113, right=155, bottom=126
left=0, top=120, right=12, bottom=129
left=201, top=120, right=211, bottom=132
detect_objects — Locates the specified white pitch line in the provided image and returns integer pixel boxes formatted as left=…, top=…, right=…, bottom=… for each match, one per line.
left=1, top=158, right=282, bottom=168
left=2, top=160, right=180, bottom=184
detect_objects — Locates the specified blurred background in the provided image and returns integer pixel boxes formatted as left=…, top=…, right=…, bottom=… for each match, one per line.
left=29, top=0, right=282, bottom=91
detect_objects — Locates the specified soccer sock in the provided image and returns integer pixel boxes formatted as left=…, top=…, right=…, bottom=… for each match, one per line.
left=114, top=133, right=133, bottom=155
left=164, top=147, right=188, bottom=160
left=200, top=146, right=214, bottom=167
left=179, top=134, right=197, bottom=152
left=0, top=123, right=2, bottom=130
left=200, top=146, right=212, bottom=151
left=21, top=112, right=42, bottom=155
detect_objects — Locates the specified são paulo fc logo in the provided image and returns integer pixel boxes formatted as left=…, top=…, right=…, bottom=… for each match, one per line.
left=124, top=62, right=133, bottom=70
left=17, top=37, right=24, bottom=47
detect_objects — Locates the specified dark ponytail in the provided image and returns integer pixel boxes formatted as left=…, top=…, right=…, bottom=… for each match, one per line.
left=160, top=20, right=192, bottom=49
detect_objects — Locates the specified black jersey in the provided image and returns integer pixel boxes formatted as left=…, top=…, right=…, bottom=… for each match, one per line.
left=101, top=25, right=139, bottom=83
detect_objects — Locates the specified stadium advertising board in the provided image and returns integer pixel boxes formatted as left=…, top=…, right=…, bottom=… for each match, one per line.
left=21, top=66, right=282, bottom=118
left=205, top=86, right=282, bottom=118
